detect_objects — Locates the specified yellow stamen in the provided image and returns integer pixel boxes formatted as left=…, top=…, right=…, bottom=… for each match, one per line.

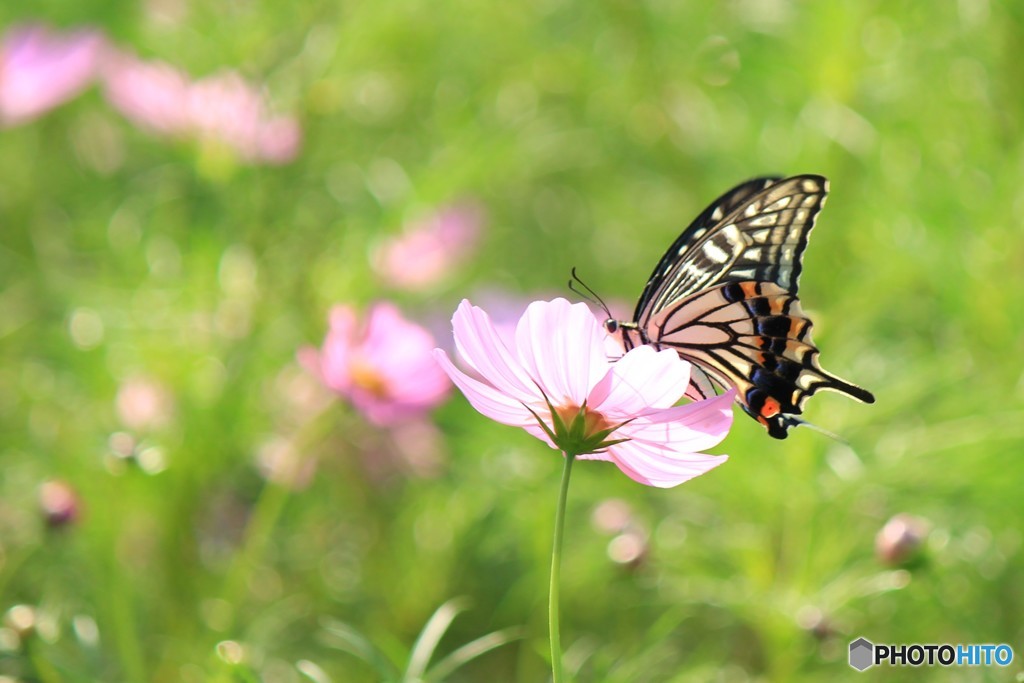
left=349, top=357, right=389, bottom=398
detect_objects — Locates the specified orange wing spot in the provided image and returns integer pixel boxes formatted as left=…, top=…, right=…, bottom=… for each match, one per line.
left=739, top=282, right=760, bottom=297
left=760, top=397, right=781, bottom=418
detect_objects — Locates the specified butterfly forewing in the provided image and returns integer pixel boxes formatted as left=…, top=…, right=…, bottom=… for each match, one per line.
left=632, top=176, right=781, bottom=322
left=640, top=175, right=829, bottom=323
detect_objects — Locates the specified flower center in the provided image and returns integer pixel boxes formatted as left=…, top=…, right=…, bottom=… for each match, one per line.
left=554, top=404, right=614, bottom=437
left=543, top=402, right=627, bottom=456
left=349, top=357, right=389, bottom=398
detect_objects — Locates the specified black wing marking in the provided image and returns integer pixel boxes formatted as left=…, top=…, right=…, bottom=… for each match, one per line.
left=648, top=280, right=874, bottom=439
left=632, top=176, right=781, bottom=323
left=637, top=175, right=828, bottom=325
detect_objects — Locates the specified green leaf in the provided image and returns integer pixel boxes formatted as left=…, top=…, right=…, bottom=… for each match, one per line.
left=424, top=627, right=524, bottom=682
left=321, top=618, right=399, bottom=682
left=402, top=598, right=470, bottom=683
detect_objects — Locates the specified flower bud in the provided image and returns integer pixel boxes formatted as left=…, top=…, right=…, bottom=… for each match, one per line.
left=875, top=513, right=930, bottom=566
left=39, top=480, right=79, bottom=529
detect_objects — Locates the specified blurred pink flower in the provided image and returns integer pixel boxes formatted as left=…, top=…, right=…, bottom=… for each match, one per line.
left=434, top=298, right=734, bottom=487
left=300, top=303, right=451, bottom=426
left=875, top=513, right=930, bottom=566
left=101, top=52, right=191, bottom=136
left=102, top=52, right=301, bottom=164
left=0, top=24, right=106, bottom=127
left=187, top=71, right=301, bottom=164
left=39, top=480, right=80, bottom=529
left=373, top=205, right=483, bottom=289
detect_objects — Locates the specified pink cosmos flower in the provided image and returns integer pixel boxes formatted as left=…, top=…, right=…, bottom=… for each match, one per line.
left=434, top=298, right=735, bottom=488
left=299, top=303, right=451, bottom=426
left=373, top=205, right=483, bottom=289
left=0, top=24, right=106, bottom=127
left=102, top=52, right=301, bottom=164
left=186, top=70, right=301, bottom=164
left=101, top=52, right=191, bottom=136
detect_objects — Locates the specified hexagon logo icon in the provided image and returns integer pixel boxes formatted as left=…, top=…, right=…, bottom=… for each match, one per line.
left=849, top=637, right=874, bottom=671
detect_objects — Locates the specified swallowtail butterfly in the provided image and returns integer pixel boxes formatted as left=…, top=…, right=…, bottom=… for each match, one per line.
left=602, top=175, right=875, bottom=439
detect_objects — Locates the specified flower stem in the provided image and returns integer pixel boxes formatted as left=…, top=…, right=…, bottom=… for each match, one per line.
left=549, top=451, right=575, bottom=683
left=219, top=406, right=336, bottom=633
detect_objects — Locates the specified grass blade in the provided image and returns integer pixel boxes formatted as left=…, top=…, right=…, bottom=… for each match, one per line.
left=402, top=598, right=469, bottom=682
left=425, top=627, right=524, bottom=682
left=320, top=618, right=398, bottom=681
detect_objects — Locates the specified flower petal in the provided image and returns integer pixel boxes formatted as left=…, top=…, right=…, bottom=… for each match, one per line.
left=625, top=389, right=736, bottom=452
left=589, top=346, right=691, bottom=414
left=606, top=439, right=728, bottom=488
left=364, top=303, right=450, bottom=407
left=433, top=349, right=534, bottom=427
left=1, top=25, right=105, bottom=126
left=374, top=205, right=482, bottom=289
left=314, top=308, right=358, bottom=393
left=514, top=298, right=607, bottom=405
left=451, top=300, right=538, bottom=402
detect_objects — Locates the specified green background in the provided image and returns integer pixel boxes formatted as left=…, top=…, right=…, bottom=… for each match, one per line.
left=2, top=1, right=1022, bottom=681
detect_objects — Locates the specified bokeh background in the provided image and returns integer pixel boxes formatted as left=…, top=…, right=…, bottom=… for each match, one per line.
left=2, top=1, right=1023, bottom=681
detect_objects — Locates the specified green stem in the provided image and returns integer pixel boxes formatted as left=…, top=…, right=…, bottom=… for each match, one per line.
left=219, top=406, right=337, bottom=632
left=220, top=477, right=291, bottom=614
left=549, top=451, right=575, bottom=683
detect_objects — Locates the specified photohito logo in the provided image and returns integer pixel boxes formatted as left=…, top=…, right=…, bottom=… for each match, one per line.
left=848, top=637, right=1014, bottom=671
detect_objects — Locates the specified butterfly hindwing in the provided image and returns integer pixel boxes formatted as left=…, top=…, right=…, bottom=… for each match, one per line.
left=646, top=281, right=873, bottom=438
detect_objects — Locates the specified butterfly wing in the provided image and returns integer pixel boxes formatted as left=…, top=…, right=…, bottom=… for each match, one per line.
left=638, top=175, right=829, bottom=325
left=648, top=281, right=874, bottom=438
left=632, top=176, right=782, bottom=323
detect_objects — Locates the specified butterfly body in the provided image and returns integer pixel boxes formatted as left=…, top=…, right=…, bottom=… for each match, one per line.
left=606, top=175, right=874, bottom=439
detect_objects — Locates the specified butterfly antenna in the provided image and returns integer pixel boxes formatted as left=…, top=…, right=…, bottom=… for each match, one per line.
left=569, top=267, right=612, bottom=318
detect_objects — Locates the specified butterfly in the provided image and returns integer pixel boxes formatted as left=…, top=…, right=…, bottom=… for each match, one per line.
left=598, top=174, right=875, bottom=439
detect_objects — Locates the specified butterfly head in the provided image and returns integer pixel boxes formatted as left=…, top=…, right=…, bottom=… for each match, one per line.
left=568, top=268, right=646, bottom=351
left=604, top=318, right=646, bottom=353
